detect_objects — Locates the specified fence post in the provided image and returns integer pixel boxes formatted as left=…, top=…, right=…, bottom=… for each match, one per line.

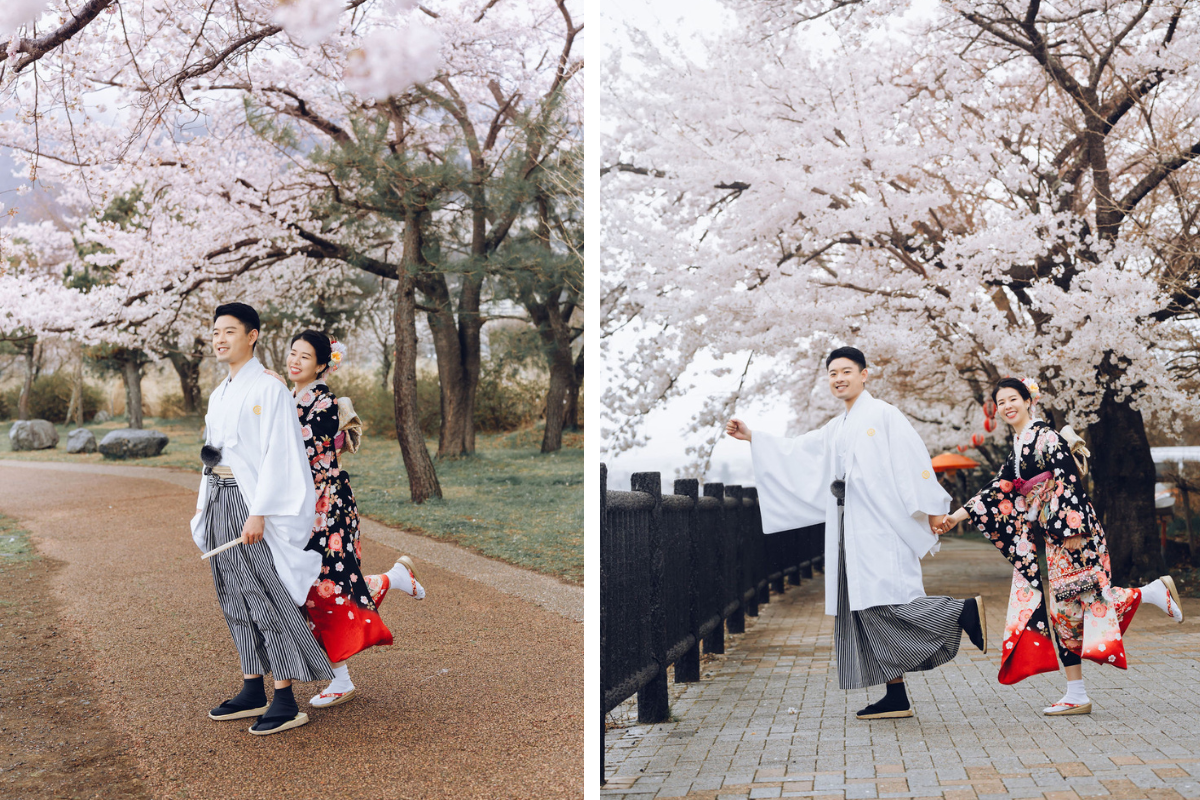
left=702, top=482, right=728, bottom=653
left=727, top=484, right=759, bottom=619
left=724, top=484, right=750, bottom=629
left=673, top=478, right=701, bottom=683
left=787, top=528, right=803, bottom=587
left=746, top=487, right=772, bottom=604
left=632, top=472, right=670, bottom=723
left=801, top=526, right=816, bottom=579
left=600, top=463, right=608, bottom=784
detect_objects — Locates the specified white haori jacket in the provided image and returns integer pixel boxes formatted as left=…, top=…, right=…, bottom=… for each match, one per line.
left=190, top=356, right=320, bottom=606
left=750, top=391, right=950, bottom=615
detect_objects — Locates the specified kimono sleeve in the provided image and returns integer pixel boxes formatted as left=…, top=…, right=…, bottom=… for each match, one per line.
left=1034, top=427, right=1089, bottom=542
left=965, top=470, right=1019, bottom=542
left=750, top=427, right=830, bottom=533
left=884, top=406, right=950, bottom=519
left=248, top=380, right=313, bottom=519
left=307, top=391, right=340, bottom=453
left=305, top=391, right=340, bottom=487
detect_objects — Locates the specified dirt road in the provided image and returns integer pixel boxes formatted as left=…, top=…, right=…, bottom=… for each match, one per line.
left=0, top=465, right=582, bottom=800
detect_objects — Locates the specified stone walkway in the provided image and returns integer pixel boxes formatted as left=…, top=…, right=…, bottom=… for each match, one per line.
left=604, top=538, right=1200, bottom=800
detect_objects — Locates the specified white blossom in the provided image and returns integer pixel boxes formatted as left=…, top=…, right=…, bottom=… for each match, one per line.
left=343, top=23, right=442, bottom=100
left=0, top=0, right=50, bottom=37
left=273, top=0, right=343, bottom=45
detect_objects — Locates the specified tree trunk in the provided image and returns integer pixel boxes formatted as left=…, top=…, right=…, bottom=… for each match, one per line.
left=541, top=335, right=573, bottom=453
left=168, top=340, right=204, bottom=415
left=16, top=340, right=34, bottom=421
left=564, top=345, right=583, bottom=431
left=459, top=275, right=483, bottom=454
left=121, top=357, right=144, bottom=430
left=1087, top=394, right=1162, bottom=584
left=66, top=345, right=82, bottom=426
left=1182, top=479, right=1195, bottom=562
left=524, top=195, right=576, bottom=453
left=394, top=212, right=442, bottom=503
left=417, top=273, right=480, bottom=459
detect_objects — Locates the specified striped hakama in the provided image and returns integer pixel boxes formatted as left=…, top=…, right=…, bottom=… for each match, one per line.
left=834, top=505, right=965, bottom=689
left=204, top=475, right=334, bottom=683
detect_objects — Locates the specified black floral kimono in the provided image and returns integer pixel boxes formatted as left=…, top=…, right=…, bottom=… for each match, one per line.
left=966, top=420, right=1140, bottom=684
left=296, top=381, right=393, bottom=663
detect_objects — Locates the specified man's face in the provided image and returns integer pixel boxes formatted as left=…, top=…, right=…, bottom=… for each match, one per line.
left=212, top=315, right=257, bottom=365
left=827, top=358, right=868, bottom=401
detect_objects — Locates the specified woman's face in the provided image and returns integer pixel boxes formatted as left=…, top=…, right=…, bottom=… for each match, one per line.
left=995, top=386, right=1032, bottom=429
left=286, top=339, right=325, bottom=386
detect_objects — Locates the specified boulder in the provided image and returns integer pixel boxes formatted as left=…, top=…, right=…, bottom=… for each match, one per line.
left=8, top=420, right=59, bottom=451
left=66, top=428, right=98, bottom=454
left=98, top=429, right=169, bottom=459
left=92, top=410, right=111, bottom=423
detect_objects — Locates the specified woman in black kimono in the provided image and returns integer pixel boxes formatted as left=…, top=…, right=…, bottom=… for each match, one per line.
left=285, top=331, right=427, bottom=708
left=938, top=377, right=1182, bottom=716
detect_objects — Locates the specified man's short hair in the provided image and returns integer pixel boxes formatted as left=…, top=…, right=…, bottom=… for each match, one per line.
left=825, top=346, right=867, bottom=371
left=213, top=303, right=261, bottom=349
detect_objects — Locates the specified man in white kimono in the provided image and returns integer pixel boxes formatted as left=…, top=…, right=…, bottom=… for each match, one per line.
left=726, top=347, right=986, bottom=719
left=193, top=302, right=333, bottom=735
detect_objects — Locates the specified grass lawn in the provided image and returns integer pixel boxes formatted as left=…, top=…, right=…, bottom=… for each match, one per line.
left=1, top=418, right=583, bottom=583
left=0, top=514, right=33, bottom=563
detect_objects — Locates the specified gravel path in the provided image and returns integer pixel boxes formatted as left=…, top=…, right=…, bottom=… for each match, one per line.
left=0, top=459, right=583, bottom=621
left=0, top=464, right=582, bottom=799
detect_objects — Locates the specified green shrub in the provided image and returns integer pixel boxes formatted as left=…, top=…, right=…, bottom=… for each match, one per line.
left=154, top=391, right=191, bottom=419
left=0, top=372, right=103, bottom=423
left=328, top=370, right=401, bottom=440
left=474, top=363, right=543, bottom=433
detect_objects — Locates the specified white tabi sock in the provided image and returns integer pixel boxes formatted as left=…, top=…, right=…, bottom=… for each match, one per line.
left=1139, top=578, right=1182, bottom=620
left=1141, top=579, right=1169, bottom=613
left=1058, top=679, right=1088, bottom=707
left=386, top=561, right=426, bottom=600
left=311, top=664, right=355, bottom=705
left=326, top=664, right=354, bottom=694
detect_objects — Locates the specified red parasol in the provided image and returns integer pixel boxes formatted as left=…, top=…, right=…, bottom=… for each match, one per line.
left=932, top=453, right=980, bottom=474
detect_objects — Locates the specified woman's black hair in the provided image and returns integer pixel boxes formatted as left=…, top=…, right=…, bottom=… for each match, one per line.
left=991, top=377, right=1032, bottom=404
left=825, top=346, right=867, bottom=370
left=291, top=330, right=332, bottom=375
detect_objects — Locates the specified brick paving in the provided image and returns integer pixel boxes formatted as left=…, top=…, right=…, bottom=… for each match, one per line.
left=604, top=537, right=1200, bottom=800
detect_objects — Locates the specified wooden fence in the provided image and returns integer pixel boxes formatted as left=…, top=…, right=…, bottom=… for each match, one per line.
left=600, top=464, right=825, bottom=782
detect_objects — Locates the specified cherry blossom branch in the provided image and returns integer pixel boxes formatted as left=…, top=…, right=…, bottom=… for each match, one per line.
left=10, top=0, right=117, bottom=73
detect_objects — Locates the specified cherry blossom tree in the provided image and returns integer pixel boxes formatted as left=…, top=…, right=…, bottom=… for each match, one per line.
left=603, top=0, right=1200, bottom=581
left=1, top=0, right=583, bottom=501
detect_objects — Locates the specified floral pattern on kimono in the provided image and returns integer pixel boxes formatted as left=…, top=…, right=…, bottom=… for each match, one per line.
left=966, top=420, right=1140, bottom=683
left=298, top=382, right=393, bottom=663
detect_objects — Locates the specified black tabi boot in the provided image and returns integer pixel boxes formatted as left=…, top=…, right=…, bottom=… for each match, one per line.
left=959, top=595, right=988, bottom=653
left=856, top=681, right=913, bottom=720
left=249, top=685, right=309, bottom=735
left=209, top=676, right=269, bottom=721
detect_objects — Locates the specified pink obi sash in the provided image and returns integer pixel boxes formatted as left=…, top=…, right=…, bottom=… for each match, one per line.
left=1013, top=471, right=1052, bottom=495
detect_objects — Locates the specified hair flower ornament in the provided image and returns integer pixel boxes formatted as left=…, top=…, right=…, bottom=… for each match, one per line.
left=329, top=338, right=348, bottom=373
left=1020, top=377, right=1041, bottom=404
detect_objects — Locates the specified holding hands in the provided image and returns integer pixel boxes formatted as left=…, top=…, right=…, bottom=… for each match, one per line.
left=726, top=418, right=752, bottom=441
left=932, top=507, right=969, bottom=536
